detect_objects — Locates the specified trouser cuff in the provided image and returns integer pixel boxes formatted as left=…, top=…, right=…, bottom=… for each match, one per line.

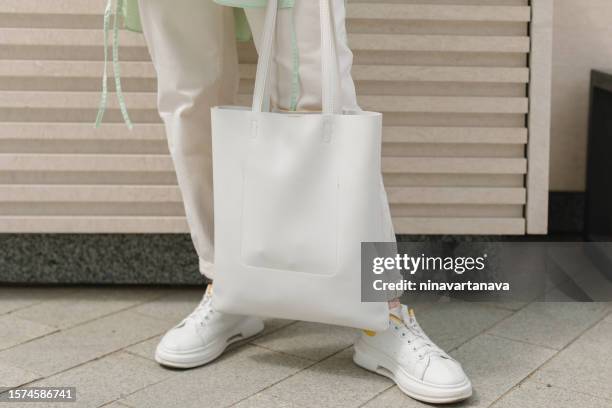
left=198, top=258, right=215, bottom=280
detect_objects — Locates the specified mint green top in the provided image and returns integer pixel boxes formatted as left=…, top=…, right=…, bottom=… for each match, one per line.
left=123, top=0, right=295, bottom=38
left=214, top=0, right=294, bottom=8
left=96, top=0, right=297, bottom=129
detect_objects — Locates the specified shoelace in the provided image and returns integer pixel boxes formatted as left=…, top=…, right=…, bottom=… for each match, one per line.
left=185, top=294, right=215, bottom=327
left=392, top=309, right=445, bottom=360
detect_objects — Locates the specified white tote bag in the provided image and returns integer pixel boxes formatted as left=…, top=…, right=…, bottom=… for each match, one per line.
left=211, top=0, right=390, bottom=330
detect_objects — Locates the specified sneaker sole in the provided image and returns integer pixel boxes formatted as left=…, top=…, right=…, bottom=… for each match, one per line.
left=353, top=340, right=472, bottom=404
left=155, top=317, right=264, bottom=369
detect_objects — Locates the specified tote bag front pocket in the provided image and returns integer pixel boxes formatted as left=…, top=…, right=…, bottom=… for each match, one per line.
left=240, top=121, right=338, bottom=276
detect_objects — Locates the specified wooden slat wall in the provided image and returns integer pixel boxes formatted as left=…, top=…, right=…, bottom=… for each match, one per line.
left=0, top=0, right=550, bottom=235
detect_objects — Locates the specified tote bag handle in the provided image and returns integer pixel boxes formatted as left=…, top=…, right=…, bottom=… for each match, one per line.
left=251, top=0, right=340, bottom=115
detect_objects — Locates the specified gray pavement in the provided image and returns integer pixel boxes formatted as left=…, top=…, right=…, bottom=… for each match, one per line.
left=0, top=286, right=610, bottom=408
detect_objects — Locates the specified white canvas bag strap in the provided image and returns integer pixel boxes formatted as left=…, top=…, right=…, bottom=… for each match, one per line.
left=319, top=0, right=338, bottom=115
left=252, top=0, right=340, bottom=115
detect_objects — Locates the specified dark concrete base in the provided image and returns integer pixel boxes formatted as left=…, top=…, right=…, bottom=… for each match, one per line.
left=0, top=234, right=206, bottom=285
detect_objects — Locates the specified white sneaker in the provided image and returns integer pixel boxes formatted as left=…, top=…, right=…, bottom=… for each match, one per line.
left=353, top=305, right=472, bottom=404
left=155, top=286, right=264, bottom=368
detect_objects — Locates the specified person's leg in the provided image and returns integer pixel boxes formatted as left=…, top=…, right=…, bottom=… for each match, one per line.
left=138, top=0, right=263, bottom=369
left=139, top=0, right=236, bottom=279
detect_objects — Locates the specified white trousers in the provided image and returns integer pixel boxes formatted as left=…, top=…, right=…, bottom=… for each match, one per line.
left=138, top=0, right=388, bottom=279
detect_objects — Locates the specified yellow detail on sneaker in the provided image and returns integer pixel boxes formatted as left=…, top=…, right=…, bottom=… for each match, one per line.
left=389, top=314, right=403, bottom=324
left=408, top=308, right=416, bottom=318
left=363, top=330, right=377, bottom=337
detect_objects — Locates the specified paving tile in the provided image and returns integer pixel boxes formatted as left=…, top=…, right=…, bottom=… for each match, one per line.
left=491, top=378, right=611, bottom=408
left=0, top=314, right=56, bottom=350
left=403, top=295, right=521, bottom=313
left=450, top=334, right=556, bottom=407
left=232, top=392, right=307, bottom=408
left=0, top=361, right=41, bottom=388
left=100, top=402, right=135, bottom=408
left=251, top=321, right=358, bottom=362
left=125, top=335, right=162, bottom=361
left=360, top=386, right=429, bottom=408
left=24, top=352, right=173, bottom=408
left=545, top=244, right=612, bottom=301
left=545, top=245, right=593, bottom=284
left=551, top=264, right=612, bottom=302
left=0, top=287, right=76, bottom=315
left=414, top=301, right=513, bottom=351
left=488, top=301, right=609, bottom=350
left=361, top=376, right=609, bottom=408
left=121, top=344, right=311, bottom=408
left=0, top=310, right=169, bottom=377
left=480, top=301, right=527, bottom=312
left=14, top=287, right=164, bottom=330
left=257, top=318, right=296, bottom=338
left=246, top=348, right=390, bottom=408
left=399, top=293, right=444, bottom=311
left=533, top=316, right=612, bottom=400
left=132, top=288, right=204, bottom=323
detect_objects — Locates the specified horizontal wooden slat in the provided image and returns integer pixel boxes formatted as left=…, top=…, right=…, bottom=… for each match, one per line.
left=0, top=122, right=165, bottom=140
left=0, top=185, right=181, bottom=202
left=349, top=34, right=530, bottom=53
left=1, top=61, right=529, bottom=89
left=383, top=127, right=528, bottom=144
left=353, top=65, right=529, bottom=84
left=0, top=123, right=528, bottom=144
left=0, top=29, right=529, bottom=54
left=347, top=4, right=531, bottom=22
left=0, top=215, right=526, bottom=235
left=383, top=157, right=527, bottom=174
left=0, top=91, right=157, bottom=110
left=0, top=123, right=527, bottom=146
left=0, top=185, right=526, bottom=205
left=0, top=218, right=532, bottom=236
left=0, top=154, right=173, bottom=172
left=0, top=28, right=146, bottom=47
left=2, top=1, right=532, bottom=24
left=0, top=171, right=178, bottom=186
left=1, top=1, right=532, bottom=24
left=383, top=174, right=524, bottom=188
left=240, top=64, right=530, bottom=83
left=359, top=96, right=528, bottom=114
left=390, top=204, right=523, bottom=218
left=1, top=155, right=528, bottom=175
left=0, top=60, right=155, bottom=78
left=0, top=216, right=188, bottom=233
left=383, top=145, right=525, bottom=159
left=235, top=95, right=529, bottom=114
left=386, top=187, right=526, bottom=205
left=0, top=0, right=100, bottom=15
left=393, top=217, right=525, bottom=235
